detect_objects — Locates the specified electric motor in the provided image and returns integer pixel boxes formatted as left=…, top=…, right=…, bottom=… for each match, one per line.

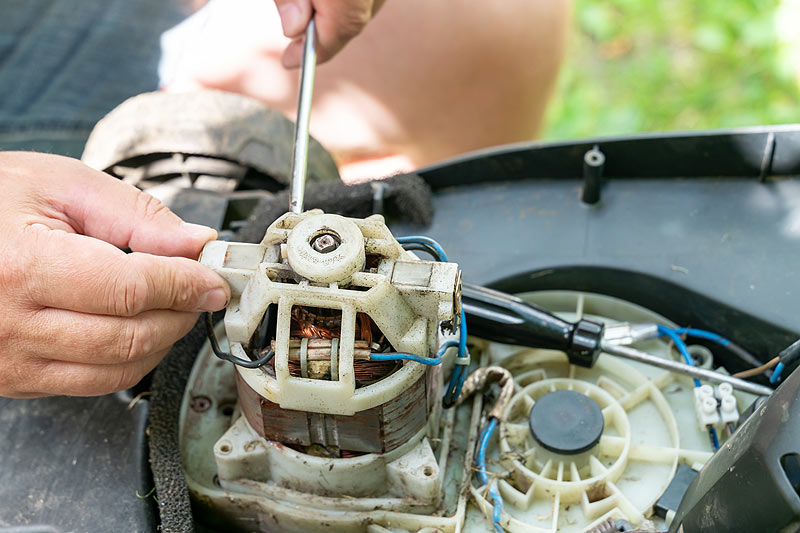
left=199, top=210, right=460, bottom=475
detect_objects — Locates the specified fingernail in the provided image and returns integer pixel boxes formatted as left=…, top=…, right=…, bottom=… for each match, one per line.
left=181, top=222, right=217, bottom=242
left=278, top=2, right=303, bottom=36
left=198, top=288, right=229, bottom=312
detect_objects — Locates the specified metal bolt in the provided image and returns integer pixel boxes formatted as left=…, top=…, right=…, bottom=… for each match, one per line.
left=311, top=233, right=339, bottom=253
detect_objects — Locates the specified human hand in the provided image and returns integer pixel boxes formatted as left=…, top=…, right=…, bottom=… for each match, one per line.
left=0, top=152, right=230, bottom=398
left=273, top=0, right=386, bottom=67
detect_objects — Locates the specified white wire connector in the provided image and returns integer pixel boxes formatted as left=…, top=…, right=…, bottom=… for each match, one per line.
left=714, top=382, right=734, bottom=399
left=694, top=385, right=720, bottom=428
left=718, top=390, right=739, bottom=424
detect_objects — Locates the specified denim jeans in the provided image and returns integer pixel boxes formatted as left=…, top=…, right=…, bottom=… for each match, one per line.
left=0, top=0, right=188, bottom=157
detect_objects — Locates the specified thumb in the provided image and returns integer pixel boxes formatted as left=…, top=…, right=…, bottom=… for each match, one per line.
left=43, top=154, right=217, bottom=259
left=273, top=0, right=312, bottom=39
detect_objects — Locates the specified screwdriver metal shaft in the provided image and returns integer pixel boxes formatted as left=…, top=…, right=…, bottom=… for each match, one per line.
left=289, top=18, right=317, bottom=214
left=602, top=342, right=774, bottom=396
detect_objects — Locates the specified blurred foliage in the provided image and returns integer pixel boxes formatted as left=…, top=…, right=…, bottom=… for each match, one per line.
left=543, top=0, right=800, bottom=140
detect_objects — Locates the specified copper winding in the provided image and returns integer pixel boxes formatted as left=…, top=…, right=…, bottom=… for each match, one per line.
left=239, top=302, right=433, bottom=456
left=285, top=306, right=395, bottom=384
left=293, top=307, right=341, bottom=328
left=358, top=312, right=374, bottom=346
left=290, top=307, right=376, bottom=346
left=291, top=320, right=335, bottom=339
left=286, top=359, right=398, bottom=385
left=274, top=339, right=376, bottom=360
left=290, top=307, right=337, bottom=339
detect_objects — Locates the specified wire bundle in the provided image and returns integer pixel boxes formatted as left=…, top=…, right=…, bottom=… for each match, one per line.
left=666, top=327, right=761, bottom=370
left=660, top=325, right=798, bottom=384
left=205, top=312, right=275, bottom=368
left=395, top=236, right=470, bottom=407
left=369, top=340, right=458, bottom=366
left=454, top=366, right=514, bottom=533
left=657, top=325, right=719, bottom=450
left=769, top=339, right=800, bottom=384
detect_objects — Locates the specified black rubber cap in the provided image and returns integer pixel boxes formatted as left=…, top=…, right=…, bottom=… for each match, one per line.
left=529, top=390, right=604, bottom=455
left=567, top=318, right=604, bottom=368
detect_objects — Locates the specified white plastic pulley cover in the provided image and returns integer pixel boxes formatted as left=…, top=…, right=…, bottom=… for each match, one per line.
left=286, top=213, right=366, bottom=284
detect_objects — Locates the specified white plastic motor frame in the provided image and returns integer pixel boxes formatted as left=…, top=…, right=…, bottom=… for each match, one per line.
left=198, top=210, right=460, bottom=416
left=180, top=319, right=478, bottom=533
left=215, top=415, right=442, bottom=503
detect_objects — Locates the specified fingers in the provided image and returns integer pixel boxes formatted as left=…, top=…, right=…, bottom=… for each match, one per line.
left=22, top=227, right=229, bottom=315
left=274, top=0, right=312, bottom=38
left=277, top=0, right=384, bottom=68
left=25, top=307, right=198, bottom=365
left=8, top=349, right=169, bottom=398
left=6, top=152, right=217, bottom=259
left=0, top=152, right=226, bottom=399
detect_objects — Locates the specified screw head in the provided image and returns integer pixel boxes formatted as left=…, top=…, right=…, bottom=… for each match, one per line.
left=190, top=396, right=211, bottom=412
left=311, top=233, right=340, bottom=253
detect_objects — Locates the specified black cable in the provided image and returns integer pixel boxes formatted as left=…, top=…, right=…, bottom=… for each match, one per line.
left=398, top=242, right=446, bottom=262
left=779, top=339, right=800, bottom=367
left=204, top=312, right=275, bottom=368
left=442, top=365, right=467, bottom=409
left=770, top=338, right=800, bottom=384
left=724, top=341, right=763, bottom=369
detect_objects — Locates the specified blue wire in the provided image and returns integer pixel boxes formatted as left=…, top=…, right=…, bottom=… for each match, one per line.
left=770, top=362, right=785, bottom=384
left=708, top=426, right=720, bottom=451
left=476, top=417, right=504, bottom=532
left=445, top=307, right=470, bottom=404
left=436, top=340, right=460, bottom=357
left=449, top=363, right=469, bottom=403
left=476, top=418, right=495, bottom=486
left=369, top=353, right=441, bottom=365
left=671, top=327, right=731, bottom=346
left=369, top=341, right=460, bottom=366
left=657, top=325, right=701, bottom=387
left=395, top=236, right=449, bottom=262
left=444, top=365, right=467, bottom=406
left=660, top=326, right=735, bottom=451
left=491, top=490, right=504, bottom=533
left=458, top=307, right=468, bottom=359
left=396, top=236, right=468, bottom=404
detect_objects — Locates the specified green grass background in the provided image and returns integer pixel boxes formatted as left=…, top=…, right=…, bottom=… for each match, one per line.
left=543, top=0, right=800, bottom=140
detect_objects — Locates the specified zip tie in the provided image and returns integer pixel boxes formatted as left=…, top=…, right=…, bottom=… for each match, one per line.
left=330, top=337, right=339, bottom=381
left=300, top=337, right=309, bottom=378
left=455, top=351, right=471, bottom=365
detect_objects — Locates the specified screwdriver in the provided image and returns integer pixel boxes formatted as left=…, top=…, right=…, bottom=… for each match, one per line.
left=461, top=283, right=773, bottom=396
left=289, top=17, right=317, bottom=214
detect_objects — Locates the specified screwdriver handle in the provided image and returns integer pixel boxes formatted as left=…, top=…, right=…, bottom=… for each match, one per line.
left=462, top=283, right=604, bottom=367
